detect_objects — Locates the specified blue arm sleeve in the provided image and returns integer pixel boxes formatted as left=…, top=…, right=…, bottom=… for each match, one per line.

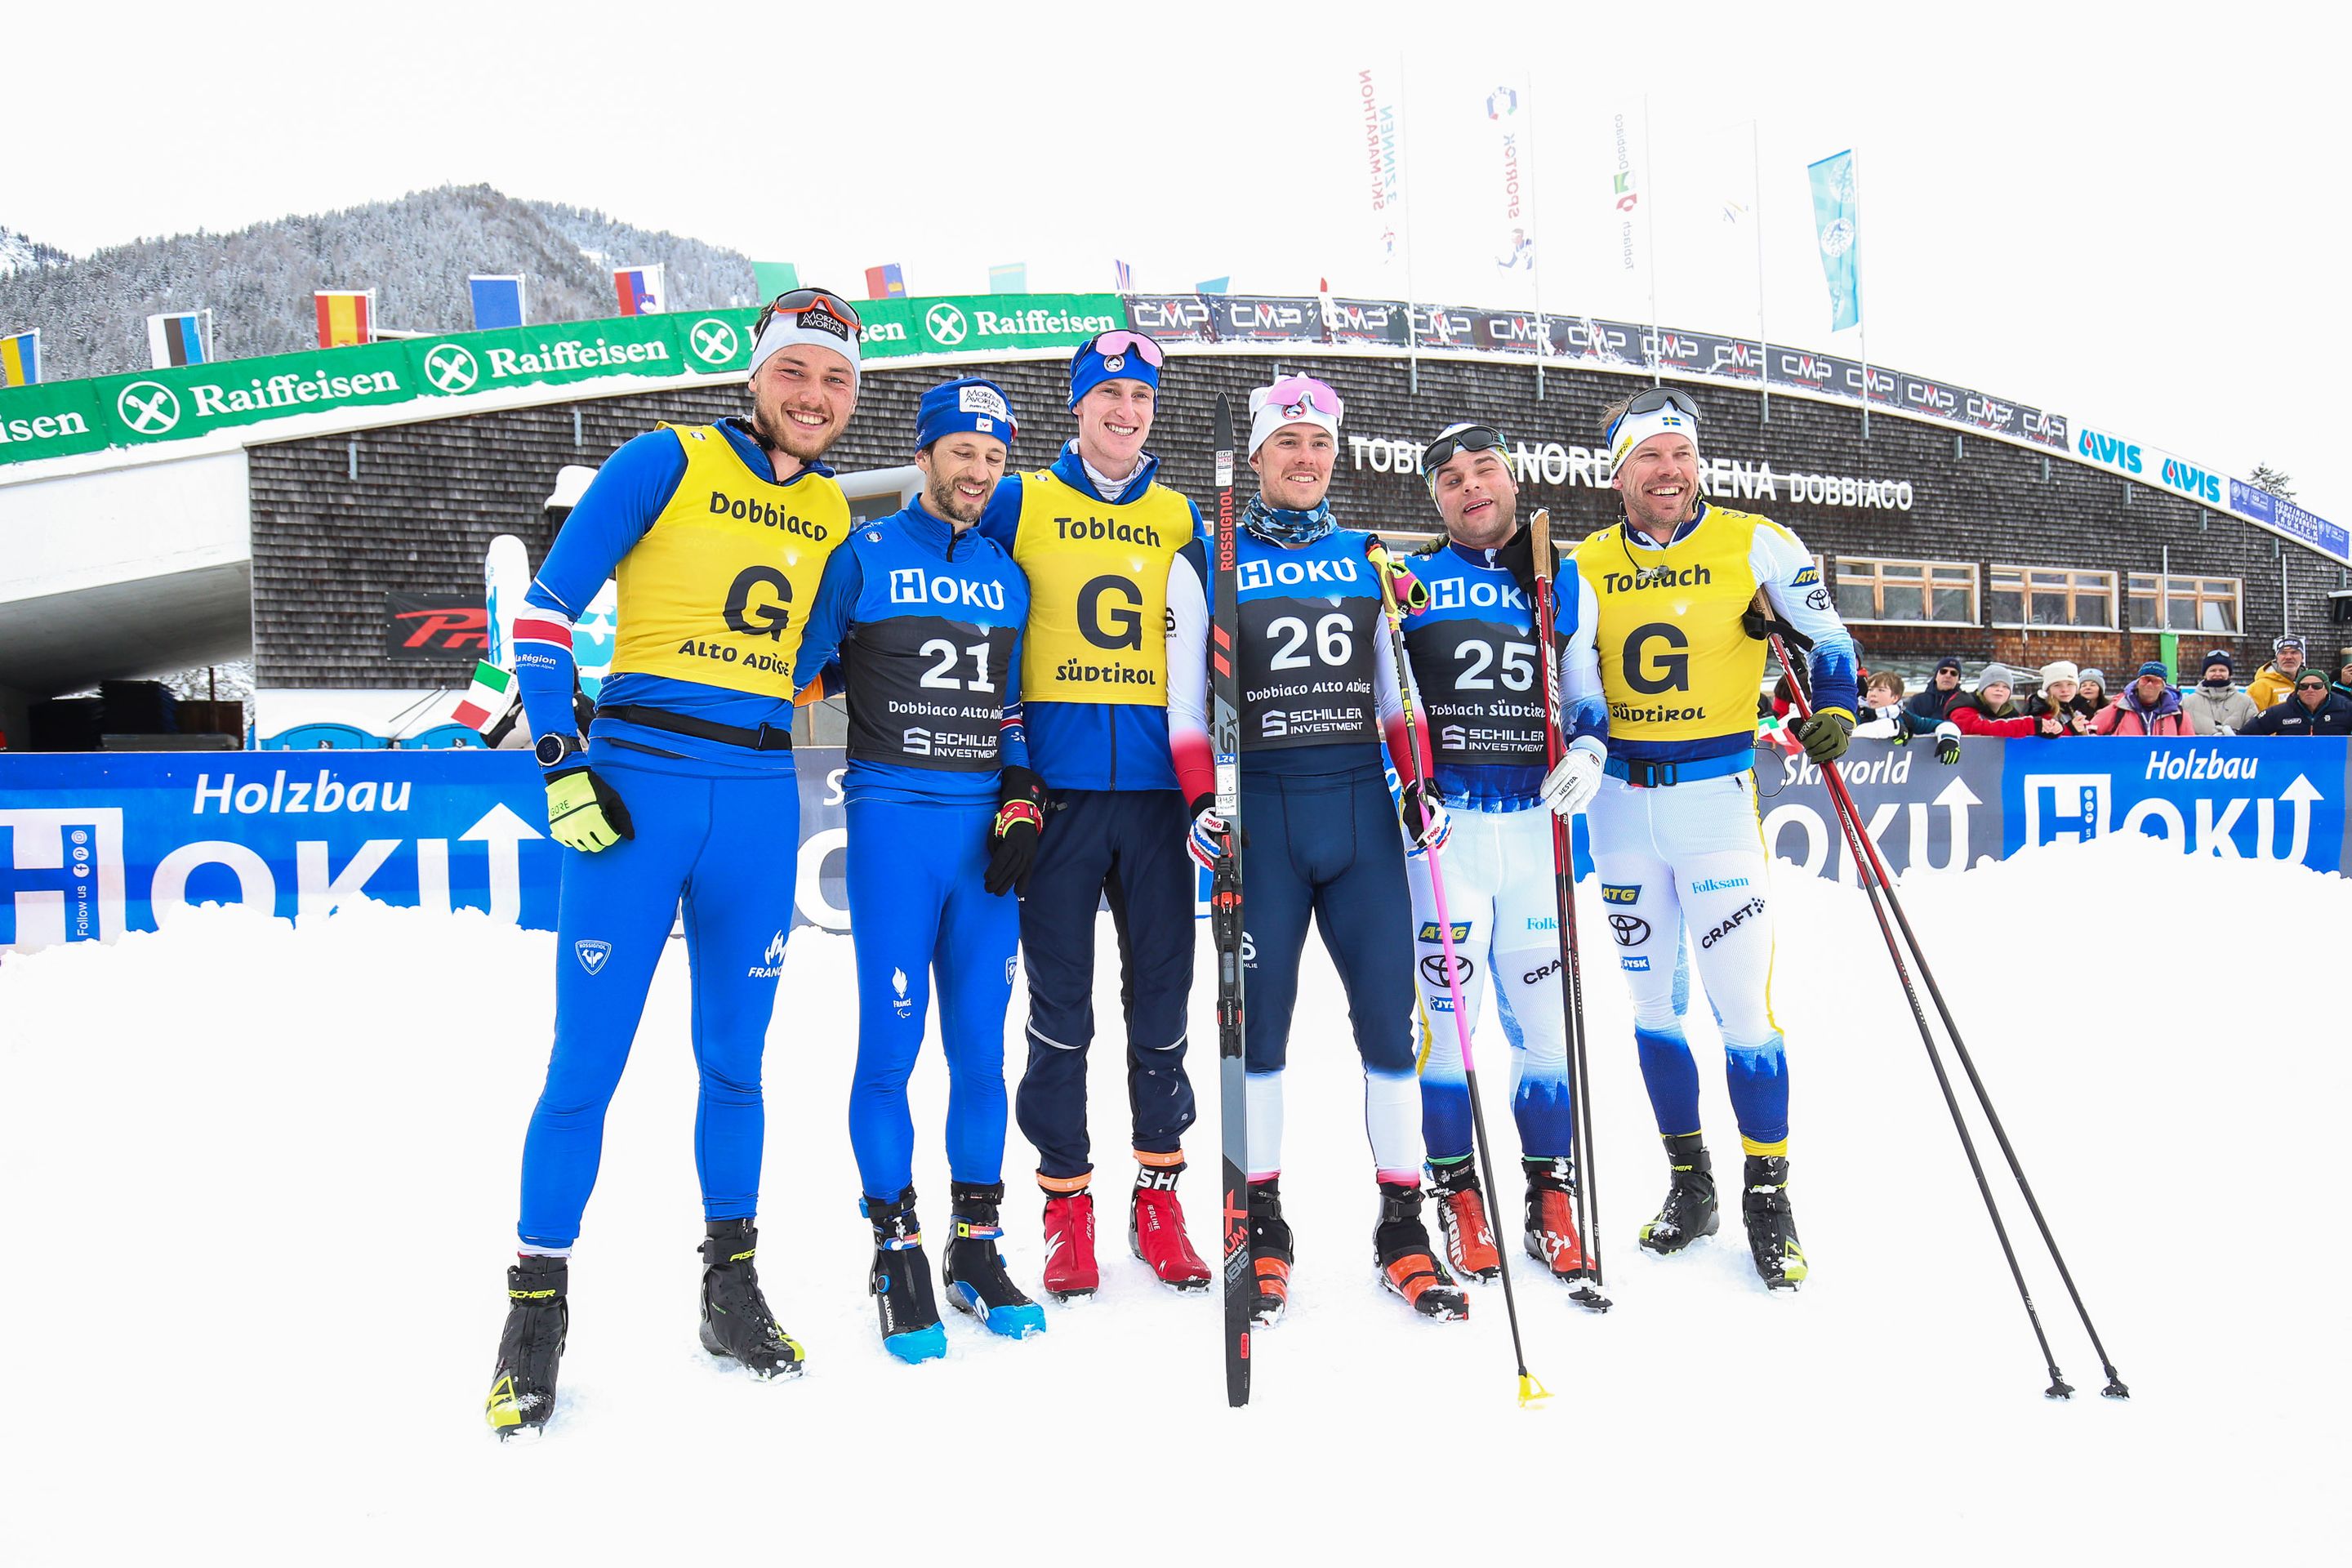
left=792, top=540, right=864, bottom=691
left=975, top=474, right=1024, bottom=552
left=516, top=430, right=685, bottom=751
left=1000, top=630, right=1029, bottom=775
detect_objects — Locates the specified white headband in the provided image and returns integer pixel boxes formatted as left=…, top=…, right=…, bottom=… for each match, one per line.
left=1247, top=385, right=1341, bottom=457
left=1607, top=404, right=1699, bottom=472
left=748, top=306, right=862, bottom=385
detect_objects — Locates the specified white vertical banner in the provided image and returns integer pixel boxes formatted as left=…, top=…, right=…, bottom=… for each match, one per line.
left=1357, top=60, right=1407, bottom=270
left=1485, top=76, right=1537, bottom=283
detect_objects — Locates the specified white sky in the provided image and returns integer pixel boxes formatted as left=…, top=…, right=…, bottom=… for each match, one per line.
left=15, top=0, right=2345, bottom=524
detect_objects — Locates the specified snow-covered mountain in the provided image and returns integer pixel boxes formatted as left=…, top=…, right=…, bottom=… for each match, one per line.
left=0, top=224, right=69, bottom=282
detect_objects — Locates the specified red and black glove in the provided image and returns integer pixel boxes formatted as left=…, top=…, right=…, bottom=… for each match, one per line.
left=985, top=766, right=1047, bottom=897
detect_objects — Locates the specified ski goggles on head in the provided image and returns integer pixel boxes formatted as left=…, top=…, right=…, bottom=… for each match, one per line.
left=1423, top=423, right=1508, bottom=472
left=1076, top=329, right=1165, bottom=370
left=1605, top=386, right=1701, bottom=470
left=756, top=287, right=862, bottom=336
left=1259, top=374, right=1342, bottom=419
left=750, top=287, right=864, bottom=382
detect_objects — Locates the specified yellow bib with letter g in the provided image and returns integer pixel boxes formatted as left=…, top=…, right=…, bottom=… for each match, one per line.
left=1576, top=508, right=1778, bottom=743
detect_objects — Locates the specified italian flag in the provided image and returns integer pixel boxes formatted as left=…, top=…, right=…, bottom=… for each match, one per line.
left=452, top=661, right=514, bottom=733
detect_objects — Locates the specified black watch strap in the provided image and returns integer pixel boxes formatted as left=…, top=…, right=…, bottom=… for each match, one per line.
left=535, top=733, right=581, bottom=768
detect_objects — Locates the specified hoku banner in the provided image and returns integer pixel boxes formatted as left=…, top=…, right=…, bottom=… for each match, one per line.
left=1357, top=60, right=1406, bottom=270
left=1807, top=149, right=1861, bottom=332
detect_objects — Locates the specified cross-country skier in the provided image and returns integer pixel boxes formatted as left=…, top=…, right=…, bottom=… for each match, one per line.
left=792, top=376, right=1045, bottom=1363
left=973, top=331, right=1212, bottom=1298
left=1561, top=388, right=1859, bottom=1290
left=1168, top=374, right=1468, bottom=1325
left=483, top=287, right=862, bottom=1435
left=1396, top=423, right=1606, bottom=1288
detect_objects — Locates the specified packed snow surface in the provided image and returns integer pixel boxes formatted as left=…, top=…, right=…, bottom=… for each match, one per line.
left=2, top=835, right=2341, bottom=1563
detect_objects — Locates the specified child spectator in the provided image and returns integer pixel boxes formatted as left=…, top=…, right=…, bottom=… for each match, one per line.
left=2242, top=672, right=2352, bottom=736
left=1946, top=664, right=2044, bottom=737
left=2091, top=662, right=2196, bottom=736
left=2180, top=649, right=2258, bottom=735
left=2246, top=635, right=2308, bottom=710
left=2024, top=662, right=2092, bottom=736
left=2074, top=668, right=2109, bottom=721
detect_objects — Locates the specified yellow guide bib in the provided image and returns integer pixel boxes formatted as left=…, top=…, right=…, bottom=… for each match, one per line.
left=1576, top=507, right=1775, bottom=743
left=611, top=424, right=849, bottom=698
left=1008, top=469, right=1193, bottom=706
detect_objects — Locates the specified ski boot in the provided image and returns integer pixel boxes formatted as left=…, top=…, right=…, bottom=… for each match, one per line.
left=1247, top=1178, right=1294, bottom=1327
left=864, top=1187, right=947, bottom=1364
left=1374, top=1181, right=1469, bottom=1321
left=1130, top=1159, right=1211, bottom=1291
left=1038, top=1179, right=1098, bottom=1302
left=1742, top=1154, right=1807, bottom=1291
left=484, top=1253, right=567, bottom=1439
left=1637, top=1133, right=1720, bottom=1255
left=1523, top=1156, right=1589, bottom=1280
left=1428, top=1156, right=1501, bottom=1282
left=697, top=1219, right=806, bottom=1379
left=943, top=1182, right=1048, bottom=1339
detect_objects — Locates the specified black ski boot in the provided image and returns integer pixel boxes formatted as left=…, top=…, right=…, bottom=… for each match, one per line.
left=698, top=1219, right=806, bottom=1379
left=942, top=1181, right=1047, bottom=1339
left=1742, top=1155, right=1807, bottom=1290
left=1374, top=1181, right=1469, bottom=1321
left=1247, top=1178, right=1294, bottom=1327
left=485, top=1254, right=567, bottom=1438
left=864, top=1187, right=947, bottom=1365
left=1637, top=1133, right=1720, bottom=1255
left=1428, top=1156, right=1501, bottom=1281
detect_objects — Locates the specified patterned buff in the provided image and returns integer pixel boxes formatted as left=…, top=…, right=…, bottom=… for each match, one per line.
left=1240, top=493, right=1338, bottom=548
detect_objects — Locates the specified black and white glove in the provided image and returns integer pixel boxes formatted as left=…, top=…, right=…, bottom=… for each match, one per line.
left=1398, top=779, right=1452, bottom=858
left=1935, top=723, right=1962, bottom=766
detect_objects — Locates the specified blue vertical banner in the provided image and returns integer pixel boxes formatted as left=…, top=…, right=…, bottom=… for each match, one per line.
left=1807, top=149, right=1861, bottom=332
left=469, top=274, right=527, bottom=330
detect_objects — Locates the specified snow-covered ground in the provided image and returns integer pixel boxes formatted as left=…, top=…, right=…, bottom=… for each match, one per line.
left=2, top=835, right=2341, bottom=1564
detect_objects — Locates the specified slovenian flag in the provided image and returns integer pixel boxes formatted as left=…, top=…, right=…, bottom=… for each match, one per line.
left=614, top=265, right=666, bottom=317
left=864, top=264, right=906, bottom=301
left=0, top=329, right=38, bottom=386
left=147, top=311, right=209, bottom=368
left=470, top=275, right=527, bottom=330
left=315, top=290, right=373, bottom=349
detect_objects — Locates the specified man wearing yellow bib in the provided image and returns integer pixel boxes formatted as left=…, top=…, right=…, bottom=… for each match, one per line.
left=1561, top=388, right=1860, bottom=1291
left=974, top=330, right=1213, bottom=1298
left=483, top=289, right=861, bottom=1436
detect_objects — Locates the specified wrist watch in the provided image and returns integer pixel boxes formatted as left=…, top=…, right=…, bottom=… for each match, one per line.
left=535, top=733, right=582, bottom=768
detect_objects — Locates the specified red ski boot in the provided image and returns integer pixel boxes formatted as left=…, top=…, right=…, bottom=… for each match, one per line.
left=1428, top=1157, right=1501, bottom=1282
left=1038, top=1180, right=1098, bottom=1302
left=1129, top=1160, right=1211, bottom=1291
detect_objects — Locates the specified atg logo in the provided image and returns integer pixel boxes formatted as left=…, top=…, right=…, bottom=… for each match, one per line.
left=1, top=807, right=127, bottom=949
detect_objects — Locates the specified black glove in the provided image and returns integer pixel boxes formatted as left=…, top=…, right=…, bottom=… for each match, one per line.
left=1878, top=706, right=1911, bottom=746
left=1935, top=725, right=1962, bottom=766
left=1794, top=710, right=1854, bottom=764
left=984, top=765, right=1046, bottom=898
left=1495, top=523, right=1539, bottom=604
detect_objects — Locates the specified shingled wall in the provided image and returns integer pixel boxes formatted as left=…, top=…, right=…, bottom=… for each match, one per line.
left=247, top=352, right=2351, bottom=690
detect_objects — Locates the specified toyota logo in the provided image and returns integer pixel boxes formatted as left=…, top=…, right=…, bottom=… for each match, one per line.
left=423, top=344, right=479, bottom=393
left=689, top=318, right=738, bottom=365
left=1419, top=953, right=1475, bottom=990
left=1607, top=914, right=1651, bottom=947
left=117, top=381, right=181, bottom=434
left=925, top=303, right=968, bottom=345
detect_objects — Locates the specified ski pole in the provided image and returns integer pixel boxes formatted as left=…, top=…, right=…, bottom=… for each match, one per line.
left=1523, top=509, right=1609, bottom=1311
left=1370, top=540, right=1550, bottom=1408
left=1771, top=632, right=2128, bottom=1401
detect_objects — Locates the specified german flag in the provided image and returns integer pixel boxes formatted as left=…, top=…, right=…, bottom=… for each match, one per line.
left=0, top=329, right=38, bottom=387
left=315, top=290, right=373, bottom=349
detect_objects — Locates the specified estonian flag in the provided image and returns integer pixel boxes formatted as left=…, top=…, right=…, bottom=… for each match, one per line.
left=315, top=290, right=373, bottom=349
left=614, top=265, right=666, bottom=317
left=0, top=329, right=38, bottom=386
left=147, top=311, right=210, bottom=368
left=470, top=275, right=527, bottom=331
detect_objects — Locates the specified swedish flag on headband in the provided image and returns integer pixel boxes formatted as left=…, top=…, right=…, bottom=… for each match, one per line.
left=146, top=310, right=211, bottom=368
left=0, top=328, right=36, bottom=386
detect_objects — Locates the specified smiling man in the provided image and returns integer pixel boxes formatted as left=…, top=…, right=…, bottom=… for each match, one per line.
left=483, top=288, right=862, bottom=1435
left=1561, top=387, right=1859, bottom=1291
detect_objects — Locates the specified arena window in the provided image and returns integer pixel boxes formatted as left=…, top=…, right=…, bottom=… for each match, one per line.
left=1989, top=565, right=2117, bottom=630
left=1833, top=557, right=1979, bottom=626
left=2126, top=572, right=2242, bottom=634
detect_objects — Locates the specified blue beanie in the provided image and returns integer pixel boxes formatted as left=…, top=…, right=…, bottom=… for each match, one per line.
left=2135, top=661, right=2170, bottom=681
left=1067, top=333, right=1161, bottom=411
left=915, top=376, right=1017, bottom=453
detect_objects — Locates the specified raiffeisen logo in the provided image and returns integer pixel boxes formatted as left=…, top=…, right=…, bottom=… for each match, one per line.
left=972, top=308, right=1120, bottom=336
left=2159, top=456, right=2223, bottom=505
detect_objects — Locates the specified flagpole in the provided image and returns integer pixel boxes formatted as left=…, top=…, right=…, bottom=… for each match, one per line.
left=1751, top=120, right=1770, bottom=424
left=1643, top=94, right=1661, bottom=388
left=1855, top=147, right=1869, bottom=441
left=1529, top=76, right=1545, bottom=402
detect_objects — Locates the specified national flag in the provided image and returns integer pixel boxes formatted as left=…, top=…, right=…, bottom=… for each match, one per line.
left=1807, top=149, right=1862, bottom=331
left=1358, top=59, right=1408, bottom=270
left=864, top=264, right=906, bottom=301
left=0, top=329, right=37, bottom=386
left=752, top=260, right=800, bottom=300
left=1114, top=259, right=1134, bottom=292
left=146, top=311, right=210, bottom=368
left=987, top=262, right=1027, bottom=294
left=469, top=275, right=527, bottom=330
left=315, top=290, right=373, bottom=349
left=614, top=265, right=666, bottom=317
left=450, top=660, right=515, bottom=734
left=1196, top=277, right=1230, bottom=294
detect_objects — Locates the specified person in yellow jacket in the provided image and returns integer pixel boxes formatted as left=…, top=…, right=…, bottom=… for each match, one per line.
left=2245, top=635, right=2308, bottom=711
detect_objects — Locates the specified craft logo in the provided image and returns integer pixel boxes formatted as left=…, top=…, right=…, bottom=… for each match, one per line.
left=575, top=938, right=612, bottom=974
left=1699, top=898, right=1767, bottom=950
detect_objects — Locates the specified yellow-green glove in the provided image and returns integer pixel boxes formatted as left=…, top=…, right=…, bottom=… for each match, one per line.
left=546, top=768, right=634, bottom=852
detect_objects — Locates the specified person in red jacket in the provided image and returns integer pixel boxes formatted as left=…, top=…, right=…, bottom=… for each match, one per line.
left=2091, top=662, right=2197, bottom=736
left=1945, top=664, right=2051, bottom=737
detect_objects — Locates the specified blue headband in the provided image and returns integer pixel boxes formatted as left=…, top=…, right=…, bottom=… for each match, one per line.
left=1067, top=341, right=1160, bottom=412
left=915, top=376, right=1018, bottom=453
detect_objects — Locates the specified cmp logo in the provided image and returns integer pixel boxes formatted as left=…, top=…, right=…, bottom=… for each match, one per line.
left=117, top=381, right=182, bottom=434
left=574, top=938, right=612, bottom=975
left=422, top=344, right=479, bottom=394
left=688, top=318, right=739, bottom=366
left=1607, top=913, right=1650, bottom=947
left=747, top=929, right=787, bottom=979
left=925, top=304, right=969, bottom=346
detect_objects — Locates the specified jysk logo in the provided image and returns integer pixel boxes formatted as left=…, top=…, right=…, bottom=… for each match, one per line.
left=1600, top=884, right=1640, bottom=904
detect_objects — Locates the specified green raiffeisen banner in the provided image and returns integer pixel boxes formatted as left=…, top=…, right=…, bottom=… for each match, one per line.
left=0, top=292, right=1123, bottom=469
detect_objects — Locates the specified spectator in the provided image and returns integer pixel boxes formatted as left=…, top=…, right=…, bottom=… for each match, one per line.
left=1854, top=670, right=1953, bottom=755
left=1906, top=655, right=1962, bottom=724
left=2333, top=659, right=2352, bottom=703
left=2024, top=661, right=2092, bottom=736
left=2245, top=635, right=2307, bottom=710
left=2179, top=648, right=2257, bottom=735
left=2091, top=662, right=2196, bottom=736
left=2241, top=671, right=2352, bottom=736
left=2074, top=668, right=2109, bottom=721
left=1946, top=663, right=2049, bottom=737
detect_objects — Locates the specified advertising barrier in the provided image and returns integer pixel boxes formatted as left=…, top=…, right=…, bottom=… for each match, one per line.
left=7, top=741, right=2348, bottom=956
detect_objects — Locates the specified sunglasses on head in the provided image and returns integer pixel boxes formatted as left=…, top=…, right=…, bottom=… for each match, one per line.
left=1624, top=387, right=1700, bottom=421
left=1080, top=329, right=1165, bottom=369
left=1258, top=374, right=1343, bottom=420
left=755, top=287, right=861, bottom=338
left=1423, top=424, right=1508, bottom=473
